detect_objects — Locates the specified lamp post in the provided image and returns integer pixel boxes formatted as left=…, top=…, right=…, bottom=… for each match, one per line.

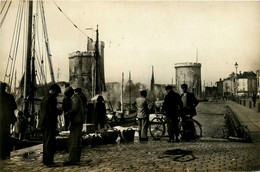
left=234, top=62, right=238, bottom=95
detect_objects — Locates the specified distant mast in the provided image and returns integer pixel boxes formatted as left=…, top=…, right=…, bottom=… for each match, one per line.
left=150, top=66, right=155, bottom=103
left=95, top=25, right=100, bottom=94
left=121, top=72, right=124, bottom=112
left=129, top=71, right=131, bottom=112
left=150, top=66, right=154, bottom=91
left=196, top=48, right=198, bottom=63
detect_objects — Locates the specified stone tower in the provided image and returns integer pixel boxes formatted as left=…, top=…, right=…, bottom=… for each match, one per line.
left=174, top=62, right=202, bottom=98
left=68, top=41, right=105, bottom=100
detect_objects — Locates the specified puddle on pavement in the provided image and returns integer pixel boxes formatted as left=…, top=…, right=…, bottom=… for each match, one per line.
left=158, top=149, right=196, bottom=162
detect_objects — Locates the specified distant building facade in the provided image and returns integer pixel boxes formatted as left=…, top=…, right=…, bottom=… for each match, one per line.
left=216, top=71, right=257, bottom=97
left=223, top=77, right=233, bottom=96
left=257, top=70, right=260, bottom=96
left=237, top=71, right=257, bottom=96
left=216, top=78, right=224, bottom=97
left=175, top=62, right=202, bottom=97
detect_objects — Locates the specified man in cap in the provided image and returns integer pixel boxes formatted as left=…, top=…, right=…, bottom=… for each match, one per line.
left=74, top=88, right=87, bottom=123
left=63, top=87, right=84, bottom=165
left=136, top=90, right=150, bottom=141
left=162, top=85, right=183, bottom=142
left=39, top=84, right=62, bottom=167
left=0, top=82, right=17, bottom=160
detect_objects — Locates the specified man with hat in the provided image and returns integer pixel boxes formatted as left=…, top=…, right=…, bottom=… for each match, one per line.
left=39, top=84, right=62, bottom=167
left=63, top=87, right=84, bottom=165
left=162, top=85, right=183, bottom=142
left=0, top=82, right=17, bottom=160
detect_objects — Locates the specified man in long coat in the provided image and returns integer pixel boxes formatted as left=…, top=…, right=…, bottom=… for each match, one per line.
left=64, top=87, right=84, bottom=165
left=39, top=84, right=61, bottom=166
left=0, top=82, right=17, bottom=160
left=162, top=85, right=183, bottom=142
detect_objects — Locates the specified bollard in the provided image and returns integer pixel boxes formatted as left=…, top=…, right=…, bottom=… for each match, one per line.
left=243, top=100, right=246, bottom=106
left=249, top=101, right=252, bottom=108
left=258, top=103, right=260, bottom=112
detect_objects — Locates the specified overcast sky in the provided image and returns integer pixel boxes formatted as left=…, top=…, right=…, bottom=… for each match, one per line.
left=1, top=1, right=260, bottom=87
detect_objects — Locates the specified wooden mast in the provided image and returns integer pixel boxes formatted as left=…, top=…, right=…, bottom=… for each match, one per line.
left=129, top=71, right=131, bottom=113
left=23, top=0, right=33, bottom=118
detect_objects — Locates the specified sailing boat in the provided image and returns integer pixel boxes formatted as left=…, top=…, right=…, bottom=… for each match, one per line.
left=2, top=1, right=57, bottom=148
left=106, top=71, right=137, bottom=127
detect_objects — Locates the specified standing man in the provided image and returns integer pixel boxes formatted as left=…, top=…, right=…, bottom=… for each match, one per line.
left=252, top=93, right=256, bottom=108
left=162, top=85, right=183, bottom=142
left=39, top=84, right=62, bottom=167
left=0, top=82, right=17, bottom=160
left=180, top=84, right=199, bottom=117
left=64, top=87, right=84, bottom=165
left=62, top=88, right=72, bottom=131
left=180, top=84, right=199, bottom=141
left=75, top=88, right=87, bottom=123
left=136, top=90, right=149, bottom=141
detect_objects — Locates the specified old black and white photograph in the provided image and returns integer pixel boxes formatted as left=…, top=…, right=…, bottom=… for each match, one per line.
left=0, top=0, right=260, bottom=171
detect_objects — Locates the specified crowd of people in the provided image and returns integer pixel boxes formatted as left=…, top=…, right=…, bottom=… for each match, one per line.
left=39, top=85, right=107, bottom=167
left=0, top=81, right=199, bottom=167
left=135, top=84, right=199, bottom=143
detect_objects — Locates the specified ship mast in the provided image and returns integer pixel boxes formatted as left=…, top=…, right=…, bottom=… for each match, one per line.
left=23, top=1, right=33, bottom=118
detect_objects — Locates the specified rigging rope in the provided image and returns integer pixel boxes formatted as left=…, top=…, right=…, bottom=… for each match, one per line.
left=0, top=1, right=12, bottom=27
left=52, top=0, right=89, bottom=38
left=0, top=0, right=8, bottom=14
left=9, top=0, right=24, bottom=90
left=4, top=0, right=23, bottom=86
left=40, top=0, right=55, bottom=83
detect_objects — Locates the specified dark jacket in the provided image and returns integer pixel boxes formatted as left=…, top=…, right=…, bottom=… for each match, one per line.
left=39, top=93, right=61, bottom=130
left=62, top=96, right=71, bottom=113
left=67, top=93, right=84, bottom=125
left=0, top=92, right=17, bottom=127
left=162, top=90, right=183, bottom=117
left=95, top=101, right=107, bottom=124
left=181, top=92, right=199, bottom=117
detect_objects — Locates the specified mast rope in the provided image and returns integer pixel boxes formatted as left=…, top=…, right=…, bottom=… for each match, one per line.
left=0, top=0, right=7, bottom=14
left=21, top=0, right=28, bottom=78
left=0, top=0, right=12, bottom=27
left=39, top=0, right=55, bottom=83
left=52, top=0, right=89, bottom=38
left=9, top=1, right=25, bottom=90
left=4, top=0, right=23, bottom=89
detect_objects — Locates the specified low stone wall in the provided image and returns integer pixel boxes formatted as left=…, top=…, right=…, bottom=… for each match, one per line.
left=224, top=106, right=251, bottom=142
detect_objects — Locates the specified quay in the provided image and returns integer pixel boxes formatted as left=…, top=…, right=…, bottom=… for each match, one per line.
left=0, top=101, right=260, bottom=171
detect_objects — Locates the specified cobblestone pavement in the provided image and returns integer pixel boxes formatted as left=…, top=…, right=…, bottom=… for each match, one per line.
left=1, top=102, right=260, bottom=172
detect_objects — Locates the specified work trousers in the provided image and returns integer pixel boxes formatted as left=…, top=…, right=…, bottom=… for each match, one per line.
left=0, top=126, right=11, bottom=160
left=42, top=127, right=56, bottom=165
left=166, top=116, right=179, bottom=141
left=69, top=124, right=83, bottom=163
left=138, top=117, right=149, bottom=140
